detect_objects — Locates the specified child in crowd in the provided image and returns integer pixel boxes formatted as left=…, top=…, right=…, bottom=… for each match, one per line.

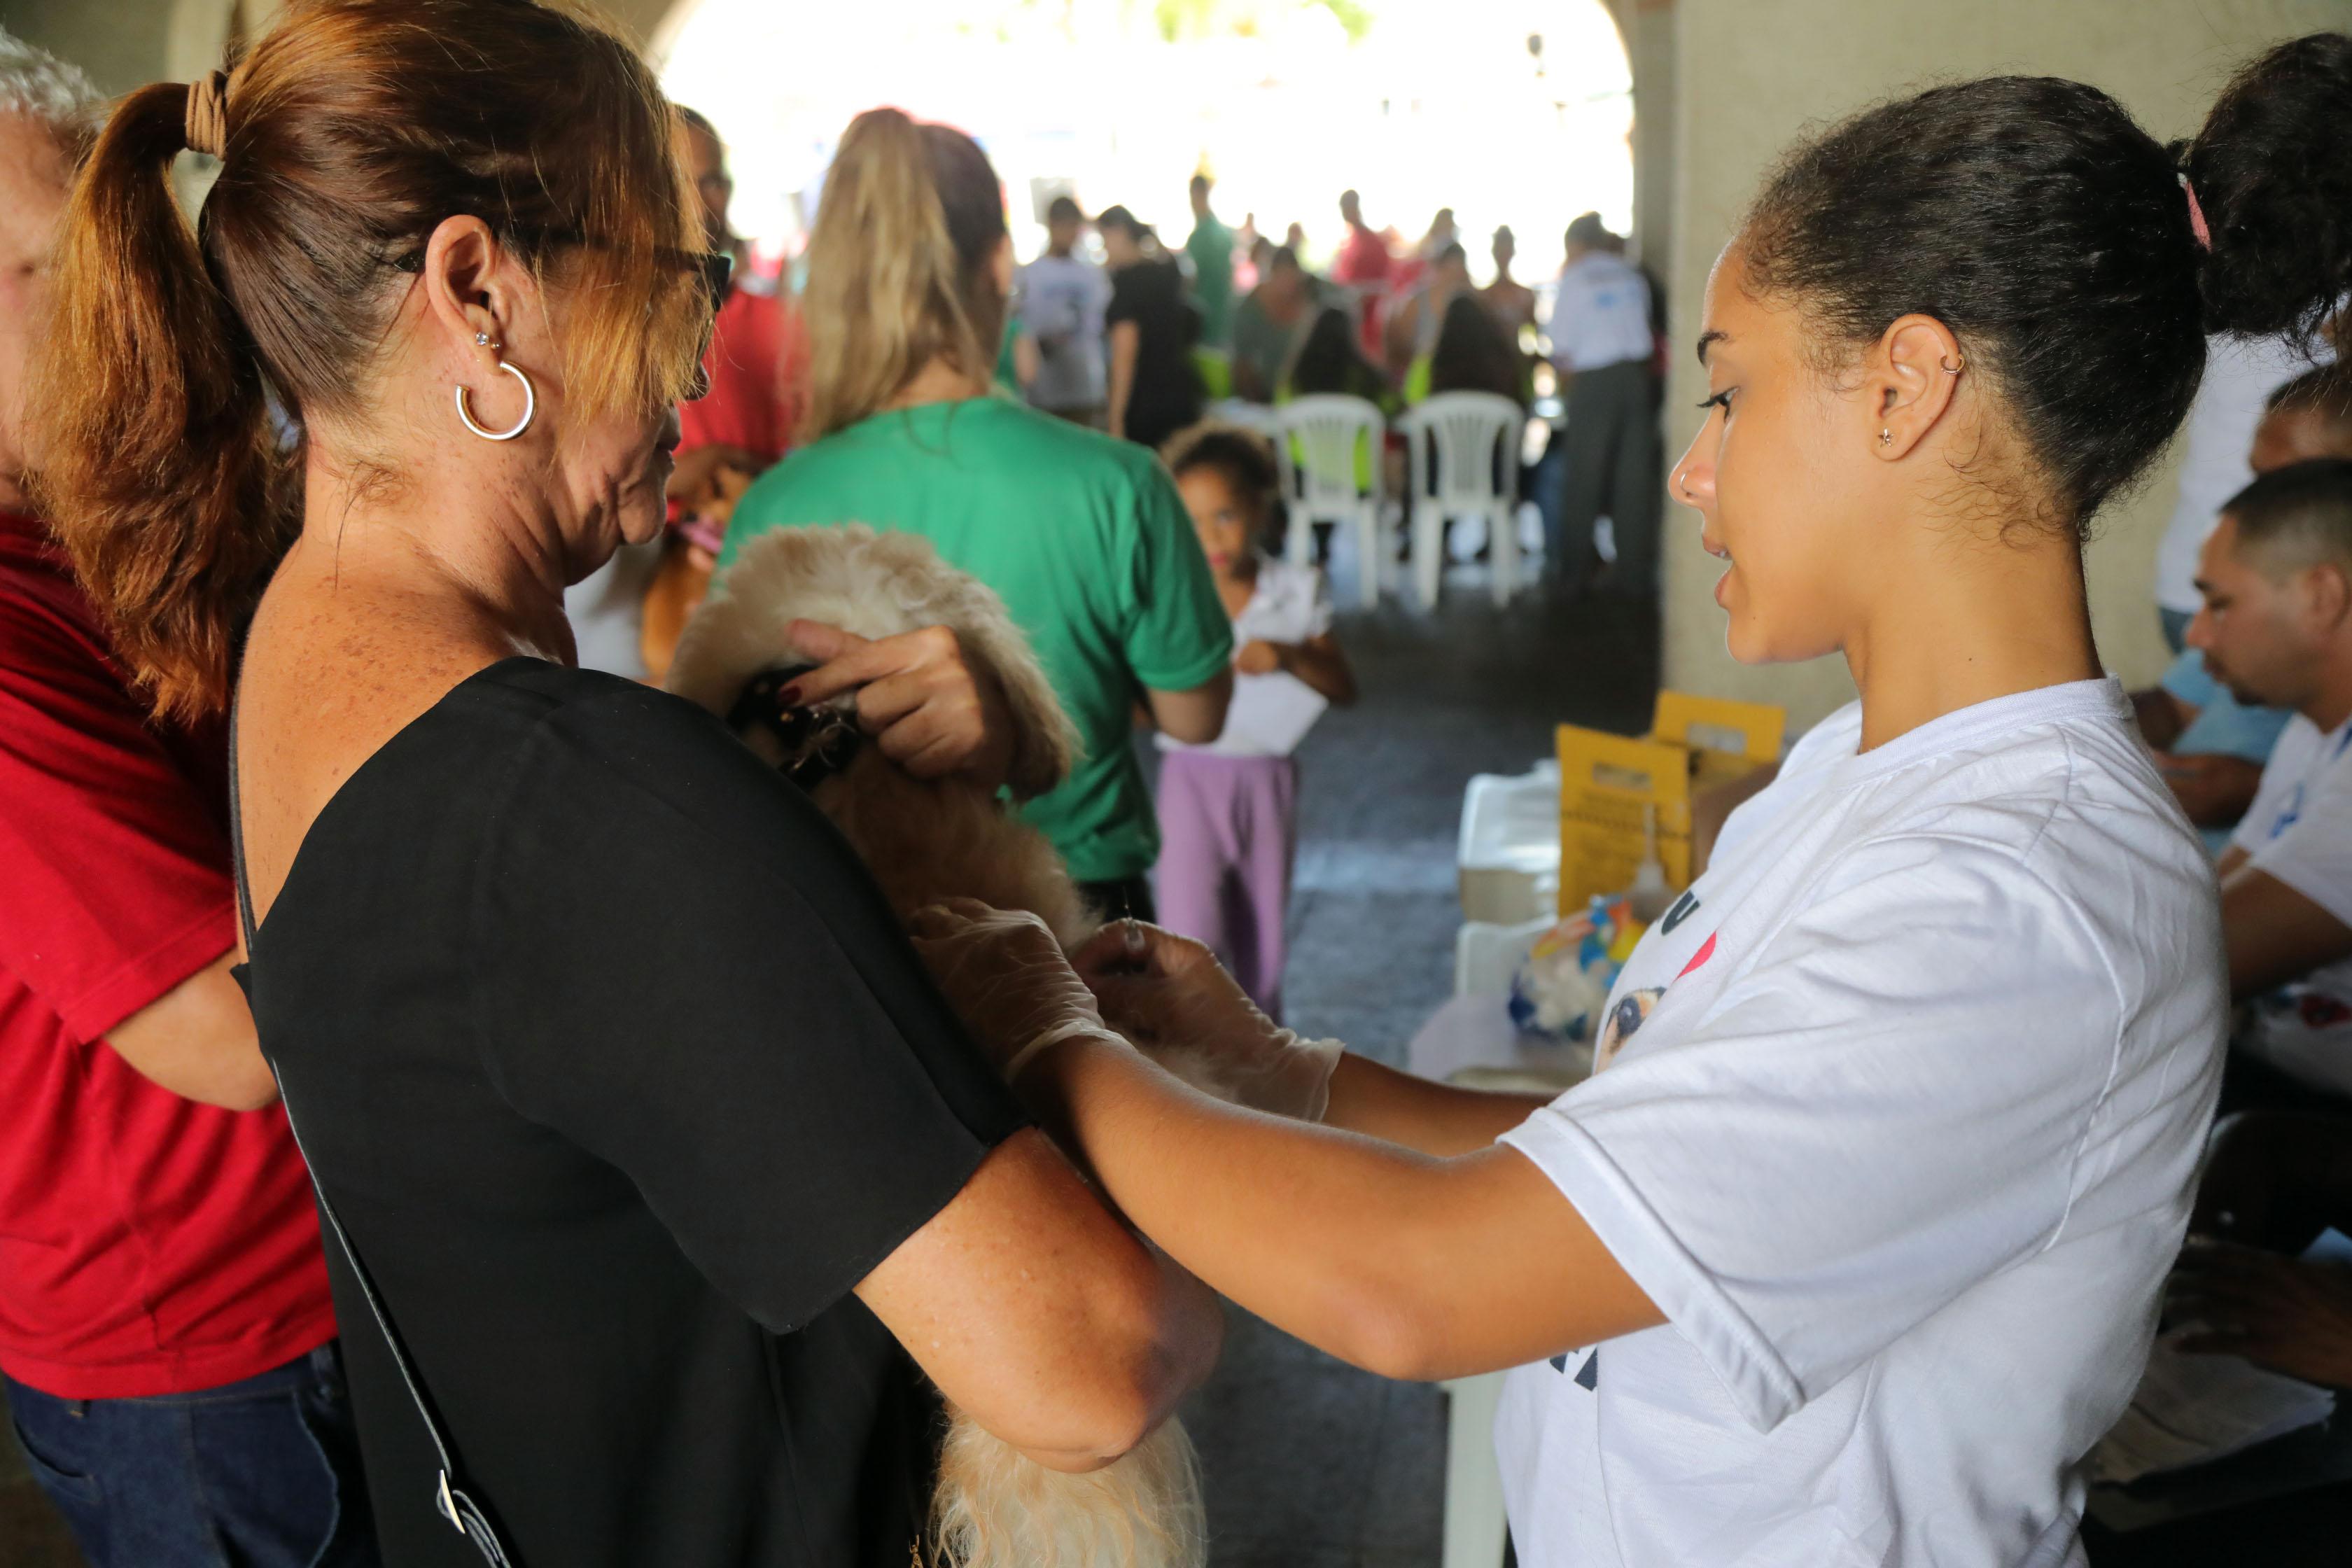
left=1154, top=425, right=1358, bottom=1021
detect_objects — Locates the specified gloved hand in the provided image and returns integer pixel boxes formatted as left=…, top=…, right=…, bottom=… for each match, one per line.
left=908, top=899, right=1125, bottom=1082
left=1072, top=920, right=1344, bottom=1122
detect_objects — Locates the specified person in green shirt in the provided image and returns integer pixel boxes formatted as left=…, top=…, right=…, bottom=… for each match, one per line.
left=722, top=108, right=1234, bottom=918
left=1184, top=174, right=1236, bottom=349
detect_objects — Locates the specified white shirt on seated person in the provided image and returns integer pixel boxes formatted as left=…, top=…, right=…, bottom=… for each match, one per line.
left=1496, top=678, right=2225, bottom=1568
left=2230, top=710, right=2352, bottom=1096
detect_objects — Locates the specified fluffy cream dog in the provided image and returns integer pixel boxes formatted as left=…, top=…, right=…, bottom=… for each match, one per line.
left=667, top=523, right=1205, bottom=1568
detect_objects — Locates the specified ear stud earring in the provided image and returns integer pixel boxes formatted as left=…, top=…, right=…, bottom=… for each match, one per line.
left=1880, top=428, right=1893, bottom=448
left=475, top=330, right=500, bottom=350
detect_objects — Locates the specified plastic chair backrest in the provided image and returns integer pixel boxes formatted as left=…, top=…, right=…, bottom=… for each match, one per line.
left=1275, top=394, right=1386, bottom=506
left=1193, top=346, right=1233, bottom=401
left=1204, top=398, right=1284, bottom=440
left=1401, top=391, right=1522, bottom=511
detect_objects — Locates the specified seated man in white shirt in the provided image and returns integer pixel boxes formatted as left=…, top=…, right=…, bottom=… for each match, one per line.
left=2190, top=458, right=2352, bottom=1104
left=2136, top=362, right=2352, bottom=848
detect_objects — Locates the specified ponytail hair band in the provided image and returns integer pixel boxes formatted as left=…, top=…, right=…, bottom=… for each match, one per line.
left=183, top=70, right=229, bottom=160
left=2178, top=171, right=2213, bottom=253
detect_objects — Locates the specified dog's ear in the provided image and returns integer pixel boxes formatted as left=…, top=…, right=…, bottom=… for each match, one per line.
left=856, top=529, right=1082, bottom=799
left=958, top=615, right=1080, bottom=802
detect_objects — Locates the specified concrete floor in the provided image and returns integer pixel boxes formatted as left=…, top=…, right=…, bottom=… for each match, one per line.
left=0, top=568, right=1658, bottom=1568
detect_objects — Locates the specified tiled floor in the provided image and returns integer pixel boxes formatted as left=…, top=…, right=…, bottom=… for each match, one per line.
left=0, top=568, right=1658, bottom=1568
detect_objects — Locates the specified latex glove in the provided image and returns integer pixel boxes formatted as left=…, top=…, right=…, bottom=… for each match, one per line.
left=1073, top=920, right=1343, bottom=1122
left=909, top=899, right=1122, bottom=1082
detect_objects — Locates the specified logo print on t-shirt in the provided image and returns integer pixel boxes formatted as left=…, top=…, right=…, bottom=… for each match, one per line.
left=1660, top=890, right=1701, bottom=934
left=1676, top=932, right=1717, bottom=981
left=1592, top=988, right=1663, bottom=1073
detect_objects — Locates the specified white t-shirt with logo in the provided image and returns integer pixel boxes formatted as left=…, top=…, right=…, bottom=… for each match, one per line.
left=2230, top=711, right=2352, bottom=1096
left=1493, top=679, right=2225, bottom=1568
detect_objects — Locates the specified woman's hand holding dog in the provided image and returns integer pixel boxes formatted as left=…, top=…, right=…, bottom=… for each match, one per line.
left=785, top=621, right=1018, bottom=788
left=1074, top=923, right=1343, bottom=1122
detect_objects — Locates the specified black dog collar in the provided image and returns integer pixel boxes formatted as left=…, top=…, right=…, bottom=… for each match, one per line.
left=726, top=664, right=864, bottom=792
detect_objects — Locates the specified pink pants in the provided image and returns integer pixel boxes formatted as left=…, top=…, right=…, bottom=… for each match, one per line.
left=1153, top=750, right=1300, bottom=1022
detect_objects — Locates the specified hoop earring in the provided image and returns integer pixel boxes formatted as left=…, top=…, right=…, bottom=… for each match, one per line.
left=454, top=361, right=535, bottom=442
left=1939, top=356, right=1965, bottom=377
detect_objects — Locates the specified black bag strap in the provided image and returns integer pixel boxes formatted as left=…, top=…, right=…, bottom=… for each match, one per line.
left=228, top=694, right=515, bottom=1567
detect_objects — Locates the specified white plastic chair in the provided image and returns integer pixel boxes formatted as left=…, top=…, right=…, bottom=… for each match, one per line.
left=1398, top=392, right=1527, bottom=609
left=1273, top=394, right=1389, bottom=608
left=1203, top=397, right=1284, bottom=441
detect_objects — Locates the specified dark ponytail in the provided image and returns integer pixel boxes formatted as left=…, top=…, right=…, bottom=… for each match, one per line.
left=1741, top=34, right=2352, bottom=539
left=2183, top=31, right=2352, bottom=342
left=29, top=78, right=293, bottom=723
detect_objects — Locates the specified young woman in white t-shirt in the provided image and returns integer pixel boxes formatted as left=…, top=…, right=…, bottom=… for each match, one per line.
left=908, top=36, right=2352, bottom=1567
left=1152, top=424, right=1357, bottom=1022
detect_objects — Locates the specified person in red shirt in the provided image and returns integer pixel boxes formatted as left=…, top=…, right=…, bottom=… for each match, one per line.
left=580, top=104, right=811, bottom=682
left=672, top=105, right=806, bottom=507
left=1332, top=188, right=1395, bottom=361
left=0, top=32, right=371, bottom=1567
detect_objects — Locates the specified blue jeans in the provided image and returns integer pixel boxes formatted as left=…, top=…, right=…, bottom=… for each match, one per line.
left=5, top=1343, right=379, bottom=1568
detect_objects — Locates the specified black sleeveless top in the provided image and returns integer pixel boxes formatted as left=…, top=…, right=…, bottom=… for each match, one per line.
left=239, top=659, right=1025, bottom=1566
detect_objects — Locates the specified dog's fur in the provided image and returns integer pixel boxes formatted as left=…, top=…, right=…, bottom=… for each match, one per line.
left=668, top=524, right=1205, bottom=1568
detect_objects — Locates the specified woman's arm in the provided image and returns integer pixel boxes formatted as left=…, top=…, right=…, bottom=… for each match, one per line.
left=1251, top=631, right=1357, bottom=706
left=914, top=909, right=1659, bottom=1382
left=1107, top=321, right=1140, bottom=441
left=855, top=1127, right=1223, bottom=1471
left=1143, top=668, right=1233, bottom=746
left=105, top=949, right=279, bottom=1111
left=1322, top=1053, right=1553, bottom=1156
left=1023, top=1036, right=1657, bottom=1381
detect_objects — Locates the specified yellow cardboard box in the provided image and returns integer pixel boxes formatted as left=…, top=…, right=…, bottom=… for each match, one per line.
left=1555, top=692, right=1784, bottom=913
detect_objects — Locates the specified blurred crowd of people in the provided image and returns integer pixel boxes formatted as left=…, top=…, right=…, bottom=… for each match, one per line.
left=1001, top=182, right=1670, bottom=594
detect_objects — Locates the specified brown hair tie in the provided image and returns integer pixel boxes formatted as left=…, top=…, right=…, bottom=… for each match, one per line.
left=183, top=71, right=228, bottom=159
